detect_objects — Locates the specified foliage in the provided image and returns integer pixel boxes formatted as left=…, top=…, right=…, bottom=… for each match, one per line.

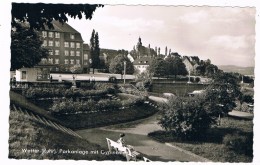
left=55, top=103, right=157, bottom=129
left=135, top=70, right=153, bottom=91
left=223, top=132, right=253, bottom=156
left=165, top=56, right=188, bottom=77
left=22, top=87, right=113, bottom=99
left=204, top=72, right=241, bottom=116
left=89, top=29, right=101, bottom=73
left=11, top=24, right=49, bottom=70
left=109, top=54, right=134, bottom=75
left=195, top=59, right=219, bottom=77
left=149, top=117, right=253, bottom=162
left=159, top=96, right=215, bottom=140
left=50, top=97, right=144, bottom=114
left=70, top=64, right=83, bottom=74
left=12, top=3, right=104, bottom=30
left=148, top=57, right=167, bottom=77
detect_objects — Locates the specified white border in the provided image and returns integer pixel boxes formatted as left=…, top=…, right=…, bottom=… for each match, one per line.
left=1, top=0, right=259, bottom=165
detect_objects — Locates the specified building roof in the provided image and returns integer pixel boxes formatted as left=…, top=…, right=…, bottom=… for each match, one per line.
left=83, top=43, right=90, bottom=50
left=133, top=57, right=152, bottom=65
left=43, top=20, right=83, bottom=42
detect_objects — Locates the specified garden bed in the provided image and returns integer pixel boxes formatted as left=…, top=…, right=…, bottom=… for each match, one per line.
left=55, top=104, right=158, bottom=129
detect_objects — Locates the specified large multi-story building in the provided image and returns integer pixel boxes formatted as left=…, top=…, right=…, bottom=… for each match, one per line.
left=15, top=21, right=89, bottom=82
left=39, top=20, right=86, bottom=72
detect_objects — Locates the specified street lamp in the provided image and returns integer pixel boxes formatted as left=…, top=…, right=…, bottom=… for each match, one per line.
left=123, top=61, right=126, bottom=85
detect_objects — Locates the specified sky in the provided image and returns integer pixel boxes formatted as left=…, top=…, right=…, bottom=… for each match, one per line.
left=68, top=5, right=256, bottom=67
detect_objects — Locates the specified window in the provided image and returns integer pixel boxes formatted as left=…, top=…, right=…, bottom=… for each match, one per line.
left=55, top=32, right=60, bottom=38
left=76, top=51, right=80, bottom=56
left=64, top=59, right=69, bottom=64
left=43, top=40, right=47, bottom=47
left=48, top=32, right=54, bottom=38
left=21, top=71, right=27, bottom=79
left=76, top=43, right=80, bottom=48
left=49, top=49, right=53, bottom=55
left=55, top=59, right=59, bottom=64
left=70, top=59, right=74, bottom=64
left=70, top=42, right=75, bottom=48
left=64, top=42, right=69, bottom=47
left=55, top=41, right=60, bottom=47
left=42, top=31, right=47, bottom=38
left=84, top=54, right=88, bottom=60
left=64, top=50, right=69, bottom=56
left=70, top=34, right=75, bottom=39
left=48, top=58, right=53, bottom=64
left=70, top=51, right=75, bottom=56
left=41, top=58, right=47, bottom=64
left=76, top=59, right=80, bottom=65
left=55, top=50, right=59, bottom=55
left=48, top=40, right=53, bottom=46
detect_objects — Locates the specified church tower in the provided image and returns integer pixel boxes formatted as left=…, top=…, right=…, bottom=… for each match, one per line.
left=137, top=36, right=142, bottom=59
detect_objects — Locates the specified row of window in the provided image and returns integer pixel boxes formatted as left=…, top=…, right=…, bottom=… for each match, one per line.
left=136, top=65, right=148, bottom=68
left=43, top=41, right=81, bottom=48
left=64, top=59, right=80, bottom=65
left=42, top=31, right=60, bottom=38
left=42, top=31, right=76, bottom=40
left=48, top=50, right=81, bottom=56
left=64, top=42, right=81, bottom=48
left=42, top=58, right=80, bottom=65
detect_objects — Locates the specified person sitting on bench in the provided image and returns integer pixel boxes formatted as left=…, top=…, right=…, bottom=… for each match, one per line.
left=117, top=133, right=126, bottom=147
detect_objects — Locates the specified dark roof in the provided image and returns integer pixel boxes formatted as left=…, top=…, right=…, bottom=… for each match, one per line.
left=133, top=57, right=152, bottom=65
left=83, top=44, right=90, bottom=50
left=43, top=20, right=83, bottom=42
left=52, top=20, right=80, bottom=33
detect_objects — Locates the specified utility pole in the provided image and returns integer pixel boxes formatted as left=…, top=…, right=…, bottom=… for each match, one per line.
left=123, top=61, right=126, bottom=85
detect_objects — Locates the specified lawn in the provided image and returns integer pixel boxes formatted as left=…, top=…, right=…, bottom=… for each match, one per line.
left=9, top=109, right=125, bottom=161
left=148, top=117, right=253, bottom=162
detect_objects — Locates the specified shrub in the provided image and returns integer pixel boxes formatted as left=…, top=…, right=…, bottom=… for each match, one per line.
left=223, top=132, right=253, bottom=156
left=159, top=96, right=215, bottom=140
left=22, top=87, right=112, bottom=99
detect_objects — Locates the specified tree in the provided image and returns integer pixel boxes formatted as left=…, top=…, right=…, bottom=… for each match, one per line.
left=11, top=24, right=49, bottom=71
left=165, top=57, right=188, bottom=78
left=148, top=57, right=167, bottom=78
left=135, top=70, right=153, bottom=91
left=89, top=29, right=100, bottom=73
left=12, top=3, right=104, bottom=30
left=159, top=96, right=215, bottom=140
left=204, top=72, right=241, bottom=117
left=109, top=54, right=134, bottom=76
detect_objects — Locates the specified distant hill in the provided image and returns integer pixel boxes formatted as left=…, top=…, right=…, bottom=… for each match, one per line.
left=218, top=65, right=254, bottom=75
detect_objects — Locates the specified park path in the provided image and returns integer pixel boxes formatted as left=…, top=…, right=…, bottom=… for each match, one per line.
left=76, top=113, right=210, bottom=162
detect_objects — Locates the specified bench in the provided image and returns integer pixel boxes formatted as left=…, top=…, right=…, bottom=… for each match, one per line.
left=106, top=138, right=140, bottom=161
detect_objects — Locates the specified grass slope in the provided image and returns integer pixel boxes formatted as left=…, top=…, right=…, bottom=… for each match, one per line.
left=9, top=109, right=124, bottom=160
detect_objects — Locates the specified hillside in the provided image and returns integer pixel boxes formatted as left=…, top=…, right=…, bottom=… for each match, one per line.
left=217, top=65, right=254, bottom=75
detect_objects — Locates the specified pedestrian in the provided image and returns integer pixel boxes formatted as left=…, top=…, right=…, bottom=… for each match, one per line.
left=50, top=75, right=53, bottom=82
